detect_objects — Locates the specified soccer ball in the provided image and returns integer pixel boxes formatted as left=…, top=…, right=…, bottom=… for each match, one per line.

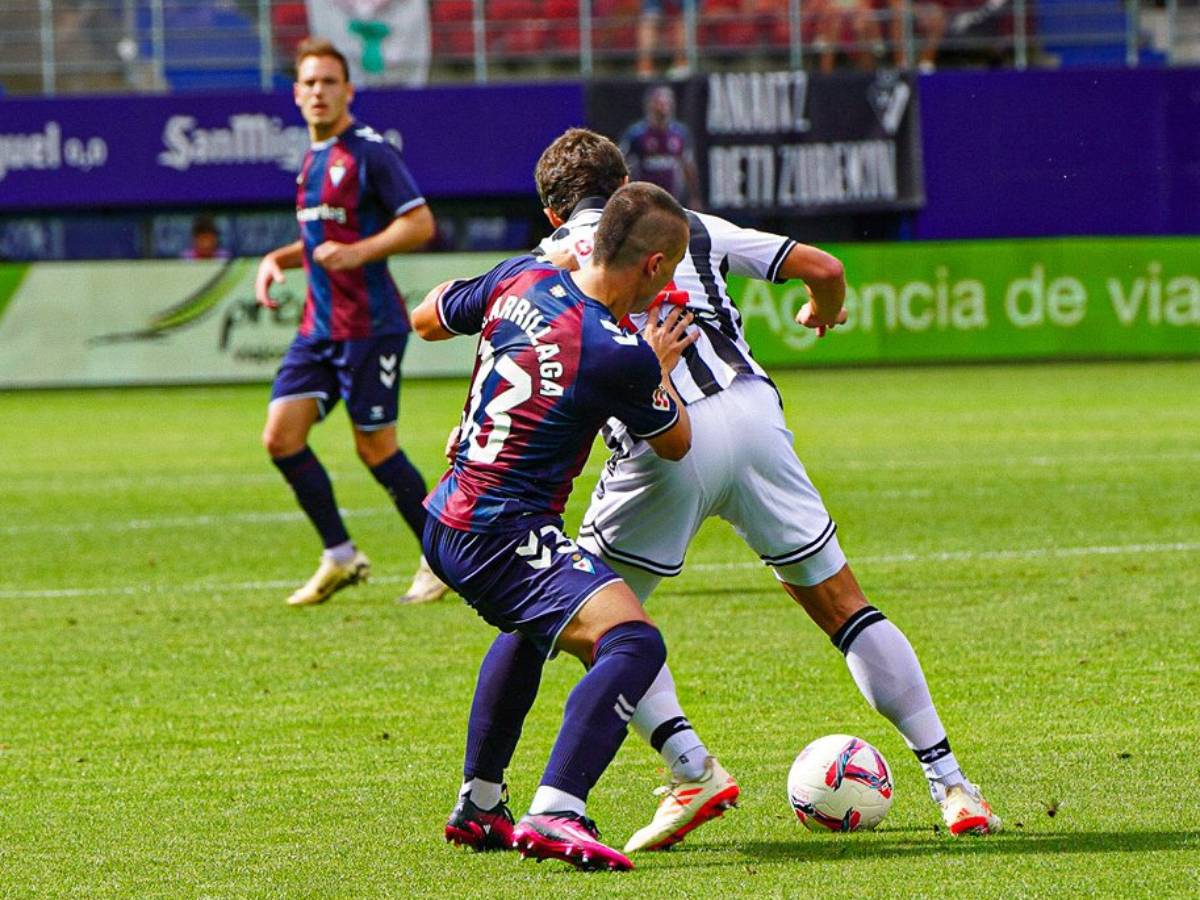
left=787, top=734, right=894, bottom=832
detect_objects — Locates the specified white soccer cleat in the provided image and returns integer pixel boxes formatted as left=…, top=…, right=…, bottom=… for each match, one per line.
left=938, top=782, right=1002, bottom=836
left=396, top=555, right=451, bottom=605
left=623, top=757, right=740, bottom=853
left=285, top=551, right=370, bottom=607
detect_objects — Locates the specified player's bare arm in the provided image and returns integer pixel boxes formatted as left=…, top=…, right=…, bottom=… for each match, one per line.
left=314, top=204, right=436, bottom=272
left=642, top=305, right=695, bottom=461
left=255, top=240, right=304, bottom=308
left=410, top=280, right=457, bottom=341
left=781, top=243, right=848, bottom=337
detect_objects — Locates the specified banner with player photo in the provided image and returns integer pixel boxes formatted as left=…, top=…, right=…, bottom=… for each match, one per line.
left=0, top=253, right=505, bottom=388
left=586, top=71, right=923, bottom=217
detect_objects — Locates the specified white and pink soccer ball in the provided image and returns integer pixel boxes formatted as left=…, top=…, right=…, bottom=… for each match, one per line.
left=788, top=734, right=894, bottom=832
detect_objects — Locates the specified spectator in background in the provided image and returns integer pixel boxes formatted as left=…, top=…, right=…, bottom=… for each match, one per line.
left=637, top=0, right=693, bottom=78
left=182, top=215, right=230, bottom=260
left=887, top=0, right=947, bottom=71
left=811, top=0, right=885, bottom=73
left=620, top=85, right=703, bottom=210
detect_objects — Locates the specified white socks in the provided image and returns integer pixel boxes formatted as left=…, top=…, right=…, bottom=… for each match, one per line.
left=323, top=540, right=357, bottom=565
left=834, top=606, right=964, bottom=784
left=461, top=777, right=502, bottom=810
left=630, top=664, right=709, bottom=781
left=528, top=785, right=586, bottom=817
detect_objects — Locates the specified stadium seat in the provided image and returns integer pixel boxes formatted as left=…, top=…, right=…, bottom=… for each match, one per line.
left=432, top=0, right=477, bottom=58
left=136, top=1, right=261, bottom=91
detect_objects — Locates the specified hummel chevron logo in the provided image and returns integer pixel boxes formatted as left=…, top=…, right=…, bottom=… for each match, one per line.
left=515, top=531, right=552, bottom=570
left=380, top=354, right=398, bottom=388
left=613, top=694, right=635, bottom=722
left=600, top=319, right=639, bottom=346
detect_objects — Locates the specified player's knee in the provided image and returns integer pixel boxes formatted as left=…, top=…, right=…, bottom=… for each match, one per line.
left=262, top=427, right=297, bottom=459
left=595, top=620, right=666, bottom=670
left=353, top=430, right=396, bottom=467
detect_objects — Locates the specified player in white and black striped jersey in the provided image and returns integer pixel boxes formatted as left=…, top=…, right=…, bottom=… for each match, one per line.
left=454, top=129, right=1001, bottom=853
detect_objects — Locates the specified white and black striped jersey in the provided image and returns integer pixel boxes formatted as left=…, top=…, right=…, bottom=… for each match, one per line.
left=535, top=196, right=795, bottom=410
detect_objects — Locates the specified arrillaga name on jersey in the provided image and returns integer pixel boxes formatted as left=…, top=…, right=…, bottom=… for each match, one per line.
left=483, top=293, right=564, bottom=397
left=296, top=204, right=347, bottom=224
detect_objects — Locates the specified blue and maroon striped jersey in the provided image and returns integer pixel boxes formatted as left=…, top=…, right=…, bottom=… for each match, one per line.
left=295, top=121, right=425, bottom=340
left=425, top=258, right=679, bottom=533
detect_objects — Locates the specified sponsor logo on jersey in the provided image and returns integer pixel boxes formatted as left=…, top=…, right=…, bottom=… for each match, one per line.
left=296, top=204, right=347, bottom=224
left=652, top=385, right=671, bottom=411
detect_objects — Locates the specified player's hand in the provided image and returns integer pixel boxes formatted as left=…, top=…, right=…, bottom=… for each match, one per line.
left=644, top=305, right=697, bottom=375
left=313, top=241, right=363, bottom=271
left=443, top=425, right=461, bottom=462
left=795, top=296, right=848, bottom=338
left=255, top=254, right=285, bottom=309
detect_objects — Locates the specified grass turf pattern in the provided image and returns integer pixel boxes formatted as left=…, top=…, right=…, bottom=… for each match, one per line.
left=1, top=361, right=1198, bottom=896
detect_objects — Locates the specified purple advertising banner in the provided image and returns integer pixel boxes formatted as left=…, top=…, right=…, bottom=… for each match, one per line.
left=0, top=83, right=584, bottom=212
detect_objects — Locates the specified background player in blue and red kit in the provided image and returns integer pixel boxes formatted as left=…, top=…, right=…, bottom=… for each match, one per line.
left=409, top=183, right=696, bottom=871
left=619, top=84, right=702, bottom=209
left=254, top=38, right=448, bottom=607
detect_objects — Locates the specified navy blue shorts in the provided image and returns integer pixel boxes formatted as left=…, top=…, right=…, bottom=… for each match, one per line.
left=423, top=517, right=623, bottom=658
left=270, top=332, right=407, bottom=431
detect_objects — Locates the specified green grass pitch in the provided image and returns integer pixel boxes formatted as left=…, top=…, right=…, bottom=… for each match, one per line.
left=2, top=360, right=1198, bottom=897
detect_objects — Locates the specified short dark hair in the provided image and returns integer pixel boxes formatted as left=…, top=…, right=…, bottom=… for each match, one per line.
left=593, top=182, right=687, bottom=269
left=535, top=128, right=629, bottom=222
left=295, top=37, right=350, bottom=82
left=191, top=214, right=218, bottom=237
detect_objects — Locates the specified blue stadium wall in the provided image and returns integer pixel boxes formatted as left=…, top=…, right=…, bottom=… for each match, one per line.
left=2, top=68, right=1199, bottom=238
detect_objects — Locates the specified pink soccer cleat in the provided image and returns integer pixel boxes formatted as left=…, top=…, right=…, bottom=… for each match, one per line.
left=511, top=812, right=633, bottom=872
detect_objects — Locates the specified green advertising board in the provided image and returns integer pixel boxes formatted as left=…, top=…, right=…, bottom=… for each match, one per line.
left=0, top=253, right=507, bottom=389
left=1, top=238, right=1196, bottom=389
left=734, top=237, right=1200, bottom=366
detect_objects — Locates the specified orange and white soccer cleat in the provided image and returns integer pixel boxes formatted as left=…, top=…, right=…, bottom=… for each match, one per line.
left=623, top=757, right=740, bottom=852
left=939, top=782, right=1002, bottom=835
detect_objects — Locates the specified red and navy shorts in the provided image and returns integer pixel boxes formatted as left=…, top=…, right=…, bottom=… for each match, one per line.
left=269, top=332, right=408, bottom=431
left=423, top=516, right=622, bottom=658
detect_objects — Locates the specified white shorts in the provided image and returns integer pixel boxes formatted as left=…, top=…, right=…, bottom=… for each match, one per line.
left=578, top=377, right=845, bottom=592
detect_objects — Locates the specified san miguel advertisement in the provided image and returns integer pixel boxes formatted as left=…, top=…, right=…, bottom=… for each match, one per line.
left=0, top=84, right=584, bottom=211
left=586, top=71, right=923, bottom=217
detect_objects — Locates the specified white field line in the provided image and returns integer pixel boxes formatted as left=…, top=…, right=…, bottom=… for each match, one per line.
left=1, top=541, right=1196, bottom=601
left=3, top=450, right=1198, bottom=493
left=0, top=507, right=395, bottom=537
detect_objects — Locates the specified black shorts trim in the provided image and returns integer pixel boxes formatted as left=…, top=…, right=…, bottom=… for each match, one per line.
left=759, top=518, right=837, bottom=567
left=580, top=524, right=683, bottom=577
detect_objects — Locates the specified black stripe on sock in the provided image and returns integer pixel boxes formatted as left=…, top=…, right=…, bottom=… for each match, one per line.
left=649, top=716, right=693, bottom=753
left=830, top=606, right=886, bottom=654
left=914, top=737, right=953, bottom=765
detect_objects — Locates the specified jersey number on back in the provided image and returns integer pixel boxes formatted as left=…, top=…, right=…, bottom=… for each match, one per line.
left=462, top=339, right=532, bottom=464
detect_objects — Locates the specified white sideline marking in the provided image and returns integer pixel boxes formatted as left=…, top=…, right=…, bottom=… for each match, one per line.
left=2, top=450, right=1195, bottom=492
left=2, top=541, right=1196, bottom=601
left=0, top=507, right=393, bottom=536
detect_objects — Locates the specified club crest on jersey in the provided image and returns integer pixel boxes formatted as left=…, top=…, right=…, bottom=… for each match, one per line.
left=571, top=554, right=595, bottom=574
left=652, top=386, right=671, bottom=411
left=328, top=161, right=347, bottom=187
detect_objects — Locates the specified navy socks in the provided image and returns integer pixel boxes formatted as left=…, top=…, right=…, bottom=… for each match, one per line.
left=369, top=450, right=428, bottom=539
left=464, top=632, right=546, bottom=783
left=271, top=446, right=350, bottom=549
left=540, top=621, right=667, bottom=801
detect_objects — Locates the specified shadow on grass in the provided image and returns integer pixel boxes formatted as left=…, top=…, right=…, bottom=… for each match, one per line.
left=647, top=830, right=1199, bottom=868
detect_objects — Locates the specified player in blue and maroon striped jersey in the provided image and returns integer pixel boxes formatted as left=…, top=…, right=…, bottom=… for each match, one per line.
left=411, top=183, right=697, bottom=871
left=254, top=38, right=446, bottom=608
